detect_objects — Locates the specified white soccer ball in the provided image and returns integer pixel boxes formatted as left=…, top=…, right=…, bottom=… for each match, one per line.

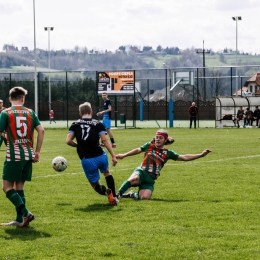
left=52, top=156, right=67, bottom=172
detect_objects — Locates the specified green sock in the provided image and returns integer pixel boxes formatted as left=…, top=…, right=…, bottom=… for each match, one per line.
left=6, top=189, right=28, bottom=218
left=118, top=180, right=131, bottom=195
left=6, top=189, right=24, bottom=207
left=16, top=190, right=26, bottom=222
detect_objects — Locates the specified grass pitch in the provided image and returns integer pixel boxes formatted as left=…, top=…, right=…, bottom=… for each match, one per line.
left=0, top=127, right=260, bottom=259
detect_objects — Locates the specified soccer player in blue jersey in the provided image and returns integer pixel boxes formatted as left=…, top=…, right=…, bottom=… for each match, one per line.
left=66, top=102, right=118, bottom=206
left=96, top=92, right=116, bottom=147
left=0, top=87, right=44, bottom=227
left=115, top=129, right=211, bottom=200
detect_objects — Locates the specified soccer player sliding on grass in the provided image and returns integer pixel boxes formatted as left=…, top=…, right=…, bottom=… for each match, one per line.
left=115, top=129, right=211, bottom=200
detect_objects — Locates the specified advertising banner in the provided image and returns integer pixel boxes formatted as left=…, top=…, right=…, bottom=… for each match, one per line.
left=97, top=71, right=135, bottom=94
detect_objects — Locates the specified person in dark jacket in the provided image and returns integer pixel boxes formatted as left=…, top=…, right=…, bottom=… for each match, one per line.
left=188, top=102, right=198, bottom=129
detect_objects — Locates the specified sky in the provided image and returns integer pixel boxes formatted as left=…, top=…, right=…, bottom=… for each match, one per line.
left=1, top=0, right=260, bottom=54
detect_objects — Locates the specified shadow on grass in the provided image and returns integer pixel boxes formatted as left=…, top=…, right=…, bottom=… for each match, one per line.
left=2, top=227, right=51, bottom=240
left=76, top=203, right=123, bottom=212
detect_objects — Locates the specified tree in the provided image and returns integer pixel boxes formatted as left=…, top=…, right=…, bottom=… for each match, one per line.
left=118, top=46, right=126, bottom=52
left=2, top=44, right=9, bottom=52
left=156, top=45, right=162, bottom=52
left=143, top=46, right=152, bottom=52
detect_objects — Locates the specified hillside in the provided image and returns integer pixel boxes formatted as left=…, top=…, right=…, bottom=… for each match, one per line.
left=1, top=50, right=260, bottom=73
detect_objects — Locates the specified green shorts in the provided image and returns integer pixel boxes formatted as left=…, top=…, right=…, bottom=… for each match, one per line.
left=2, top=161, right=33, bottom=182
left=133, top=167, right=155, bottom=192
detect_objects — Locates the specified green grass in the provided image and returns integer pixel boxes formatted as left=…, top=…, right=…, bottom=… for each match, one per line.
left=143, top=53, right=260, bottom=68
left=0, top=127, right=260, bottom=259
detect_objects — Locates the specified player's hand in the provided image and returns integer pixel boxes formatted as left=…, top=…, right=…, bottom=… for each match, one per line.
left=33, top=152, right=40, bottom=163
left=116, top=154, right=125, bottom=159
left=201, top=149, right=212, bottom=157
left=112, top=156, right=117, bottom=166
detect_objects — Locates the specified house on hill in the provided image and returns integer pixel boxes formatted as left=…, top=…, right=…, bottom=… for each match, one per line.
left=233, top=73, right=260, bottom=96
left=244, top=73, right=260, bottom=95
left=21, top=47, right=29, bottom=54
left=5, top=44, right=18, bottom=53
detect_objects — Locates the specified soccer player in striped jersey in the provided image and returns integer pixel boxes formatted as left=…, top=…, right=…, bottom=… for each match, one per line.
left=0, top=87, right=44, bottom=227
left=115, top=129, right=211, bottom=200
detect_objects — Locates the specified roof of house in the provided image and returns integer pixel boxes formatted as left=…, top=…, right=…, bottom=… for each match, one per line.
left=246, top=72, right=260, bottom=85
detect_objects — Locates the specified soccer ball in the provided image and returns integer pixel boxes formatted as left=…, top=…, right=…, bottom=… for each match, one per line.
left=52, top=156, right=67, bottom=172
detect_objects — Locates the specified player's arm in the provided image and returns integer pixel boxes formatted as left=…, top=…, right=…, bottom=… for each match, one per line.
left=34, top=125, right=45, bottom=162
left=100, top=133, right=117, bottom=166
left=97, top=105, right=112, bottom=116
left=177, top=149, right=211, bottom=161
left=66, top=132, right=77, bottom=147
left=116, top=148, right=142, bottom=159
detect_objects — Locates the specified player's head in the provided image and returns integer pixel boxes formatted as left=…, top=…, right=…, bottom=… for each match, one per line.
left=9, top=86, right=27, bottom=102
left=102, top=92, right=108, bottom=100
left=192, top=102, right=196, bottom=106
left=151, top=129, right=174, bottom=147
left=79, top=102, right=92, bottom=116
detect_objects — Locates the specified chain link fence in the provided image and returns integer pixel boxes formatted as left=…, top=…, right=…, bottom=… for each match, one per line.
left=1, top=66, right=260, bottom=127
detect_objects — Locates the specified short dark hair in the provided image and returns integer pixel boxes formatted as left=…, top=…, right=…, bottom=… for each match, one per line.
left=9, top=86, right=27, bottom=101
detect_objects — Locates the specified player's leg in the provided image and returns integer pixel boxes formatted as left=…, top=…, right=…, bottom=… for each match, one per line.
left=99, top=154, right=117, bottom=205
left=136, top=172, right=155, bottom=200
left=103, top=171, right=116, bottom=197
left=106, top=128, right=116, bottom=147
left=138, top=189, right=152, bottom=200
left=81, top=157, right=104, bottom=194
left=81, top=155, right=117, bottom=205
left=116, top=168, right=143, bottom=199
left=1, top=161, right=33, bottom=227
left=103, top=118, right=116, bottom=146
left=122, top=173, right=155, bottom=200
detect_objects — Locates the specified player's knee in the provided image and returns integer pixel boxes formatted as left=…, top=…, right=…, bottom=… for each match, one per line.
left=139, top=195, right=151, bottom=200
left=128, top=177, right=139, bottom=186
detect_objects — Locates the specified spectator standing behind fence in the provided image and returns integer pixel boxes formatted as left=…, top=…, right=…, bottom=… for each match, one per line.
left=244, top=107, right=254, bottom=127
left=234, top=106, right=244, bottom=128
left=49, top=110, right=56, bottom=124
left=253, top=106, right=260, bottom=128
left=188, top=102, right=198, bottom=129
left=0, top=99, right=7, bottom=148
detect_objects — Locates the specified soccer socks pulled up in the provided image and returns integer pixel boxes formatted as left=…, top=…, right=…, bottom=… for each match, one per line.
left=105, top=175, right=116, bottom=196
left=6, top=189, right=29, bottom=218
left=16, top=190, right=26, bottom=223
left=94, top=184, right=107, bottom=195
left=117, top=180, right=132, bottom=197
